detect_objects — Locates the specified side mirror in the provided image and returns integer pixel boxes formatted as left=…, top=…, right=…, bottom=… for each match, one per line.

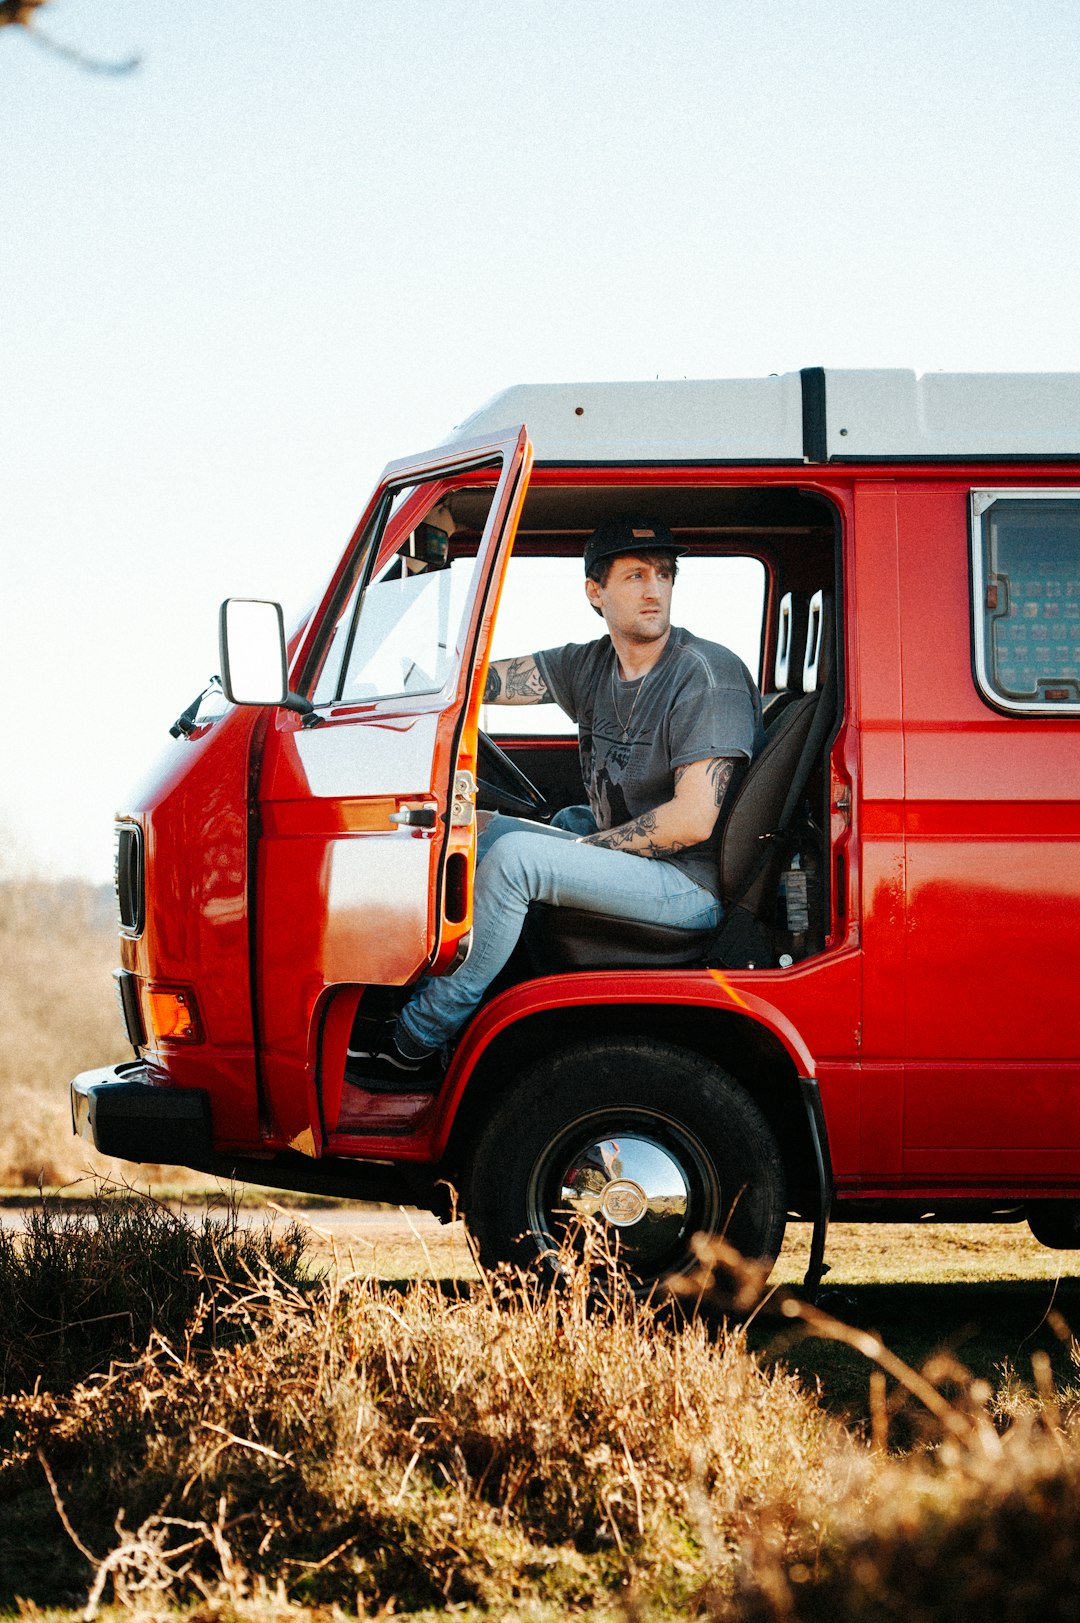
left=219, top=598, right=288, bottom=705
left=218, top=598, right=318, bottom=720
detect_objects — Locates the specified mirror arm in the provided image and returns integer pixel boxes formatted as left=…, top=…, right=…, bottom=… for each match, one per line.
left=282, top=691, right=321, bottom=726
left=170, top=675, right=222, bottom=739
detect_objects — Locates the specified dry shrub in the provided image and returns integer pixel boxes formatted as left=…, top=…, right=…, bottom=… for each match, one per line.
left=715, top=1416, right=1080, bottom=1622
left=0, top=1186, right=310, bottom=1396
left=7, top=1214, right=1080, bottom=1620
left=1, top=1220, right=847, bottom=1615
left=687, top=1241, right=1080, bottom=1622
left=0, top=877, right=132, bottom=1186
left=0, top=876, right=199, bottom=1188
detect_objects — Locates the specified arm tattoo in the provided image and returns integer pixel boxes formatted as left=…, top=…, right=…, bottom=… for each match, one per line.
left=707, top=758, right=735, bottom=808
left=483, top=666, right=502, bottom=702
left=587, top=810, right=686, bottom=858
left=674, top=757, right=735, bottom=806
left=504, top=656, right=550, bottom=702
left=589, top=809, right=658, bottom=850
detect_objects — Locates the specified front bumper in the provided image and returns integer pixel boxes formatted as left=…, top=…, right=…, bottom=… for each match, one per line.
left=71, top=1062, right=213, bottom=1168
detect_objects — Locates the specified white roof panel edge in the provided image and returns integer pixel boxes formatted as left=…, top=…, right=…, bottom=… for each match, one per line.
left=823, top=369, right=1080, bottom=458
left=446, top=376, right=805, bottom=463
left=443, top=370, right=1080, bottom=465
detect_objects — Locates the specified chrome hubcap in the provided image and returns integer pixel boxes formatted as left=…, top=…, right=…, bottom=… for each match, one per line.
left=530, top=1119, right=719, bottom=1274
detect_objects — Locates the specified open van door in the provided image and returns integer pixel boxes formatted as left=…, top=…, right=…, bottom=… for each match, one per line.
left=253, top=426, right=532, bottom=1145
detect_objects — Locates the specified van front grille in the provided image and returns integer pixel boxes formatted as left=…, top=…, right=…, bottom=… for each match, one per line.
left=114, top=823, right=145, bottom=935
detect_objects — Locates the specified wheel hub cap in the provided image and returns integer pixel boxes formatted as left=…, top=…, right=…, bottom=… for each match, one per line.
left=598, top=1180, right=649, bottom=1226
left=558, top=1133, right=693, bottom=1266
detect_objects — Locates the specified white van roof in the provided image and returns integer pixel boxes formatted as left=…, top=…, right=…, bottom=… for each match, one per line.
left=447, top=369, right=1080, bottom=463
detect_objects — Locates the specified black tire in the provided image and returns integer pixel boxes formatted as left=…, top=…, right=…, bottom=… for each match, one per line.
left=1027, top=1200, right=1080, bottom=1249
left=463, top=1036, right=787, bottom=1291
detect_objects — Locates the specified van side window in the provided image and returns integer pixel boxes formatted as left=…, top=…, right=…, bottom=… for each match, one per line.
left=482, top=554, right=766, bottom=736
left=972, top=491, right=1080, bottom=715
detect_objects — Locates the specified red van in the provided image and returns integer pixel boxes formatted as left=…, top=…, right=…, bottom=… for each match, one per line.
left=72, top=368, right=1080, bottom=1292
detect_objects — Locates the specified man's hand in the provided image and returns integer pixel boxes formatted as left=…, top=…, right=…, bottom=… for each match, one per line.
left=483, top=655, right=551, bottom=704
left=581, top=757, right=736, bottom=857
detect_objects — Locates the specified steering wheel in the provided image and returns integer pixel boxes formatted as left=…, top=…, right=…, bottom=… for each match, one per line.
left=477, top=730, right=549, bottom=818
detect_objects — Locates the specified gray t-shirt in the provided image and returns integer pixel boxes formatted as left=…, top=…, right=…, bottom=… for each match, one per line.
left=534, top=627, right=764, bottom=897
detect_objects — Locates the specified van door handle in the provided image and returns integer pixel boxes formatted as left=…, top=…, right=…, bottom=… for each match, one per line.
left=389, top=806, right=437, bottom=829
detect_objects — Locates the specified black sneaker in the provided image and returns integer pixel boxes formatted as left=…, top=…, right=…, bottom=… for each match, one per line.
left=345, top=1019, right=441, bottom=1094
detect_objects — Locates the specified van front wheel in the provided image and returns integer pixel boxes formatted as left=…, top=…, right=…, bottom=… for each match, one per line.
left=463, top=1037, right=786, bottom=1292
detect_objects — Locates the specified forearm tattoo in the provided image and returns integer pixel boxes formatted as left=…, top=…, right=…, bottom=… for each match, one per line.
left=483, top=666, right=502, bottom=702
left=587, top=757, right=736, bottom=858
left=586, top=810, right=687, bottom=858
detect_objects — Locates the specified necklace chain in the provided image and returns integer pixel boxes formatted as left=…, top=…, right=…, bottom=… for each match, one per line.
left=610, top=662, right=650, bottom=740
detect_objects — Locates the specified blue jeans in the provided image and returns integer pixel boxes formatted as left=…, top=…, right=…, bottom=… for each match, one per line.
left=398, top=810, right=722, bottom=1051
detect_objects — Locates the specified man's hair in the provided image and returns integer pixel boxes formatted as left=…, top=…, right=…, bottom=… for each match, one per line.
left=586, top=549, right=680, bottom=613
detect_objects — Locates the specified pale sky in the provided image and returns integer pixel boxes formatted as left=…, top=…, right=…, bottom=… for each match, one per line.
left=4, top=0, right=1080, bottom=882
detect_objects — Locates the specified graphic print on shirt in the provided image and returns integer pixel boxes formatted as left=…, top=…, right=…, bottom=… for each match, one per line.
left=590, top=737, right=638, bottom=830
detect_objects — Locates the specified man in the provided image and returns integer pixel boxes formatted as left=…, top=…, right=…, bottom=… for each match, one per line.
left=350, top=517, right=764, bottom=1085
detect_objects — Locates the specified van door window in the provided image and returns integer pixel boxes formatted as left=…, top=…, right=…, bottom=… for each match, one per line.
left=972, top=490, right=1080, bottom=715
left=312, top=483, right=495, bottom=708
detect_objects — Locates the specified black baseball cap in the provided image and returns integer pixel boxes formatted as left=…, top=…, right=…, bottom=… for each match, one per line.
left=583, top=518, right=686, bottom=576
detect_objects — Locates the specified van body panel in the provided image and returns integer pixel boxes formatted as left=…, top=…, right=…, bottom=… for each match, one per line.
left=312, top=958, right=859, bottom=1168
left=114, top=703, right=263, bottom=1146
left=422, top=953, right=862, bottom=1160
left=903, top=828, right=1080, bottom=1063
left=449, top=371, right=1080, bottom=466
left=448, top=377, right=806, bottom=463
left=890, top=479, right=1080, bottom=1170
left=847, top=480, right=907, bottom=1084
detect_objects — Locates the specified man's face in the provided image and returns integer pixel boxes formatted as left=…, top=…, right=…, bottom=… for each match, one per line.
left=585, top=553, right=675, bottom=644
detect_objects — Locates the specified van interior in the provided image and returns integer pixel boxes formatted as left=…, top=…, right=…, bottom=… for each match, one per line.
left=445, top=480, right=842, bottom=975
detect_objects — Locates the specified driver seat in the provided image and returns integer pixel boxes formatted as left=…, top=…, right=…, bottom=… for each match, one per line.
left=522, top=688, right=823, bottom=972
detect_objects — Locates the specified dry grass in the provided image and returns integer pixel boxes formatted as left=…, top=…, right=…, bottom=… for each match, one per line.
left=0, top=877, right=202, bottom=1189
left=5, top=1203, right=1080, bottom=1621
left=1, top=1211, right=846, bottom=1616
left=0, top=878, right=133, bottom=1186
left=684, top=1240, right=1080, bottom=1620
left=0, top=1187, right=310, bottom=1395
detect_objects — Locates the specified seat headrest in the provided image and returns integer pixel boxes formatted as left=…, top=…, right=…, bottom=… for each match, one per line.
left=802, top=588, right=833, bottom=692
left=774, top=590, right=810, bottom=693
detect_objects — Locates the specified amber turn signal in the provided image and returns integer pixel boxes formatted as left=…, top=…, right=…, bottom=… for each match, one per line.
left=146, top=986, right=201, bottom=1042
